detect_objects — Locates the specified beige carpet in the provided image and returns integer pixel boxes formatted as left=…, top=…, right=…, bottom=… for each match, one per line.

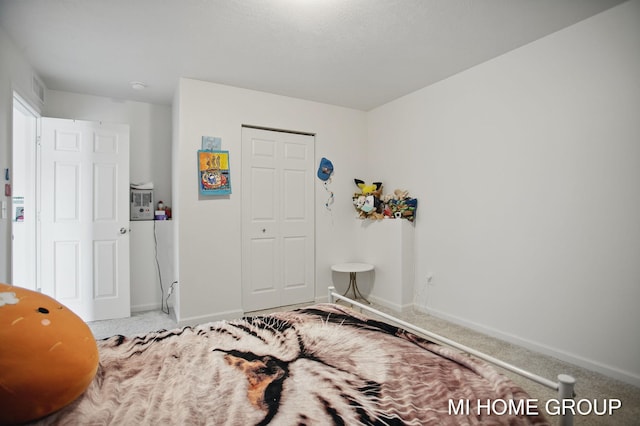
left=88, top=309, right=177, bottom=340
left=89, top=302, right=640, bottom=426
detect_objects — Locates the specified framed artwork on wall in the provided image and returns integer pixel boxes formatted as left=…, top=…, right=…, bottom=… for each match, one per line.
left=198, top=150, right=231, bottom=195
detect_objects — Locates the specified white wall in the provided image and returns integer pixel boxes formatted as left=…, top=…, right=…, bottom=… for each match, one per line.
left=129, top=220, right=174, bottom=312
left=43, top=90, right=173, bottom=207
left=368, top=0, right=640, bottom=386
left=174, top=79, right=367, bottom=325
left=0, top=27, right=43, bottom=283
left=42, top=90, right=173, bottom=311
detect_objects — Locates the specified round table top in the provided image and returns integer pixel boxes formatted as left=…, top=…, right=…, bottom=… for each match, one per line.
left=331, top=262, right=374, bottom=273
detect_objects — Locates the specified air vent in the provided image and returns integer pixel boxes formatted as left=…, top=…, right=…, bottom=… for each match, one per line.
left=32, top=75, right=45, bottom=104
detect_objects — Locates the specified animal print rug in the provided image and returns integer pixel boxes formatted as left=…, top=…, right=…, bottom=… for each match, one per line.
left=32, top=304, right=547, bottom=425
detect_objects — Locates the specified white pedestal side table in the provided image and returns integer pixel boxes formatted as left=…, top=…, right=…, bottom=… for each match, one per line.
left=331, top=262, right=374, bottom=304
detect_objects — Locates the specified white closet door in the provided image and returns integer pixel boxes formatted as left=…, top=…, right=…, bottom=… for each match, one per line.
left=241, top=127, right=315, bottom=311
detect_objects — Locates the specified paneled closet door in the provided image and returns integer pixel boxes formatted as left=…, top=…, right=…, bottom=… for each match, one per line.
left=241, top=127, right=315, bottom=312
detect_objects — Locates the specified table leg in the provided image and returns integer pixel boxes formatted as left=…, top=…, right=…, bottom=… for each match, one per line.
left=342, top=271, right=370, bottom=304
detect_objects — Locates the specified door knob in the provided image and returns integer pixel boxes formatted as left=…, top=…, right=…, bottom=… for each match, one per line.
left=120, top=227, right=128, bottom=235
left=262, top=228, right=266, bottom=233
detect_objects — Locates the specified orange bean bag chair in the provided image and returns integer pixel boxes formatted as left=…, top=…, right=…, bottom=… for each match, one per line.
left=0, top=283, right=99, bottom=425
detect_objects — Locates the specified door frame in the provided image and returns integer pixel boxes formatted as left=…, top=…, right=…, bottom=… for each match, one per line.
left=11, top=91, right=40, bottom=290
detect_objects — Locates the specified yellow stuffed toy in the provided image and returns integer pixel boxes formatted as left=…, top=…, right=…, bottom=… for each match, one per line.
left=354, top=179, right=382, bottom=196
left=353, top=179, right=384, bottom=219
left=0, top=283, right=99, bottom=424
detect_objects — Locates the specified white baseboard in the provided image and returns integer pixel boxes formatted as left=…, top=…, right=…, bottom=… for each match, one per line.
left=318, top=293, right=412, bottom=312
left=131, top=302, right=162, bottom=313
left=420, top=305, right=640, bottom=389
left=177, top=309, right=244, bottom=328
left=367, top=294, right=413, bottom=312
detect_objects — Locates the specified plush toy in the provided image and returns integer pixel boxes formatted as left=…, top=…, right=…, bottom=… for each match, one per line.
left=0, top=283, right=99, bottom=424
left=354, top=179, right=382, bottom=196
left=361, top=195, right=377, bottom=213
left=352, top=181, right=418, bottom=221
left=353, top=179, right=384, bottom=219
left=394, top=189, right=409, bottom=200
left=388, top=190, right=418, bottom=222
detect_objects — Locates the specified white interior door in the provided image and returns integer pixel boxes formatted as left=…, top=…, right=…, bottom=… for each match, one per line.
left=40, top=118, right=130, bottom=321
left=241, top=127, right=315, bottom=311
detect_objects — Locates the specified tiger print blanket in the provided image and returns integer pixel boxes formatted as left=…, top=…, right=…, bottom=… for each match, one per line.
left=33, top=304, right=547, bottom=425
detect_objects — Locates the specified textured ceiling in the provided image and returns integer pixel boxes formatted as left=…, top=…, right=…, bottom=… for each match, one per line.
left=0, top=0, right=627, bottom=110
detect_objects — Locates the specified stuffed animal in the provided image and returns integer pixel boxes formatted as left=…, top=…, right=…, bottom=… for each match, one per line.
left=354, top=179, right=382, bottom=196
left=0, top=283, right=99, bottom=424
left=361, top=195, right=377, bottom=213
left=353, top=179, right=384, bottom=219
left=352, top=180, right=418, bottom=221
left=394, top=189, right=409, bottom=200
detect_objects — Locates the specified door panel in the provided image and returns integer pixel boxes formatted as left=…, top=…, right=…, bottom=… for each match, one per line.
left=54, top=241, right=80, bottom=299
left=94, top=163, right=117, bottom=220
left=94, top=240, right=117, bottom=297
left=283, top=169, right=306, bottom=219
left=242, top=127, right=314, bottom=311
left=251, top=168, right=276, bottom=220
left=55, top=162, right=80, bottom=221
left=250, top=238, right=277, bottom=291
left=283, top=236, right=306, bottom=288
left=40, top=118, right=130, bottom=321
